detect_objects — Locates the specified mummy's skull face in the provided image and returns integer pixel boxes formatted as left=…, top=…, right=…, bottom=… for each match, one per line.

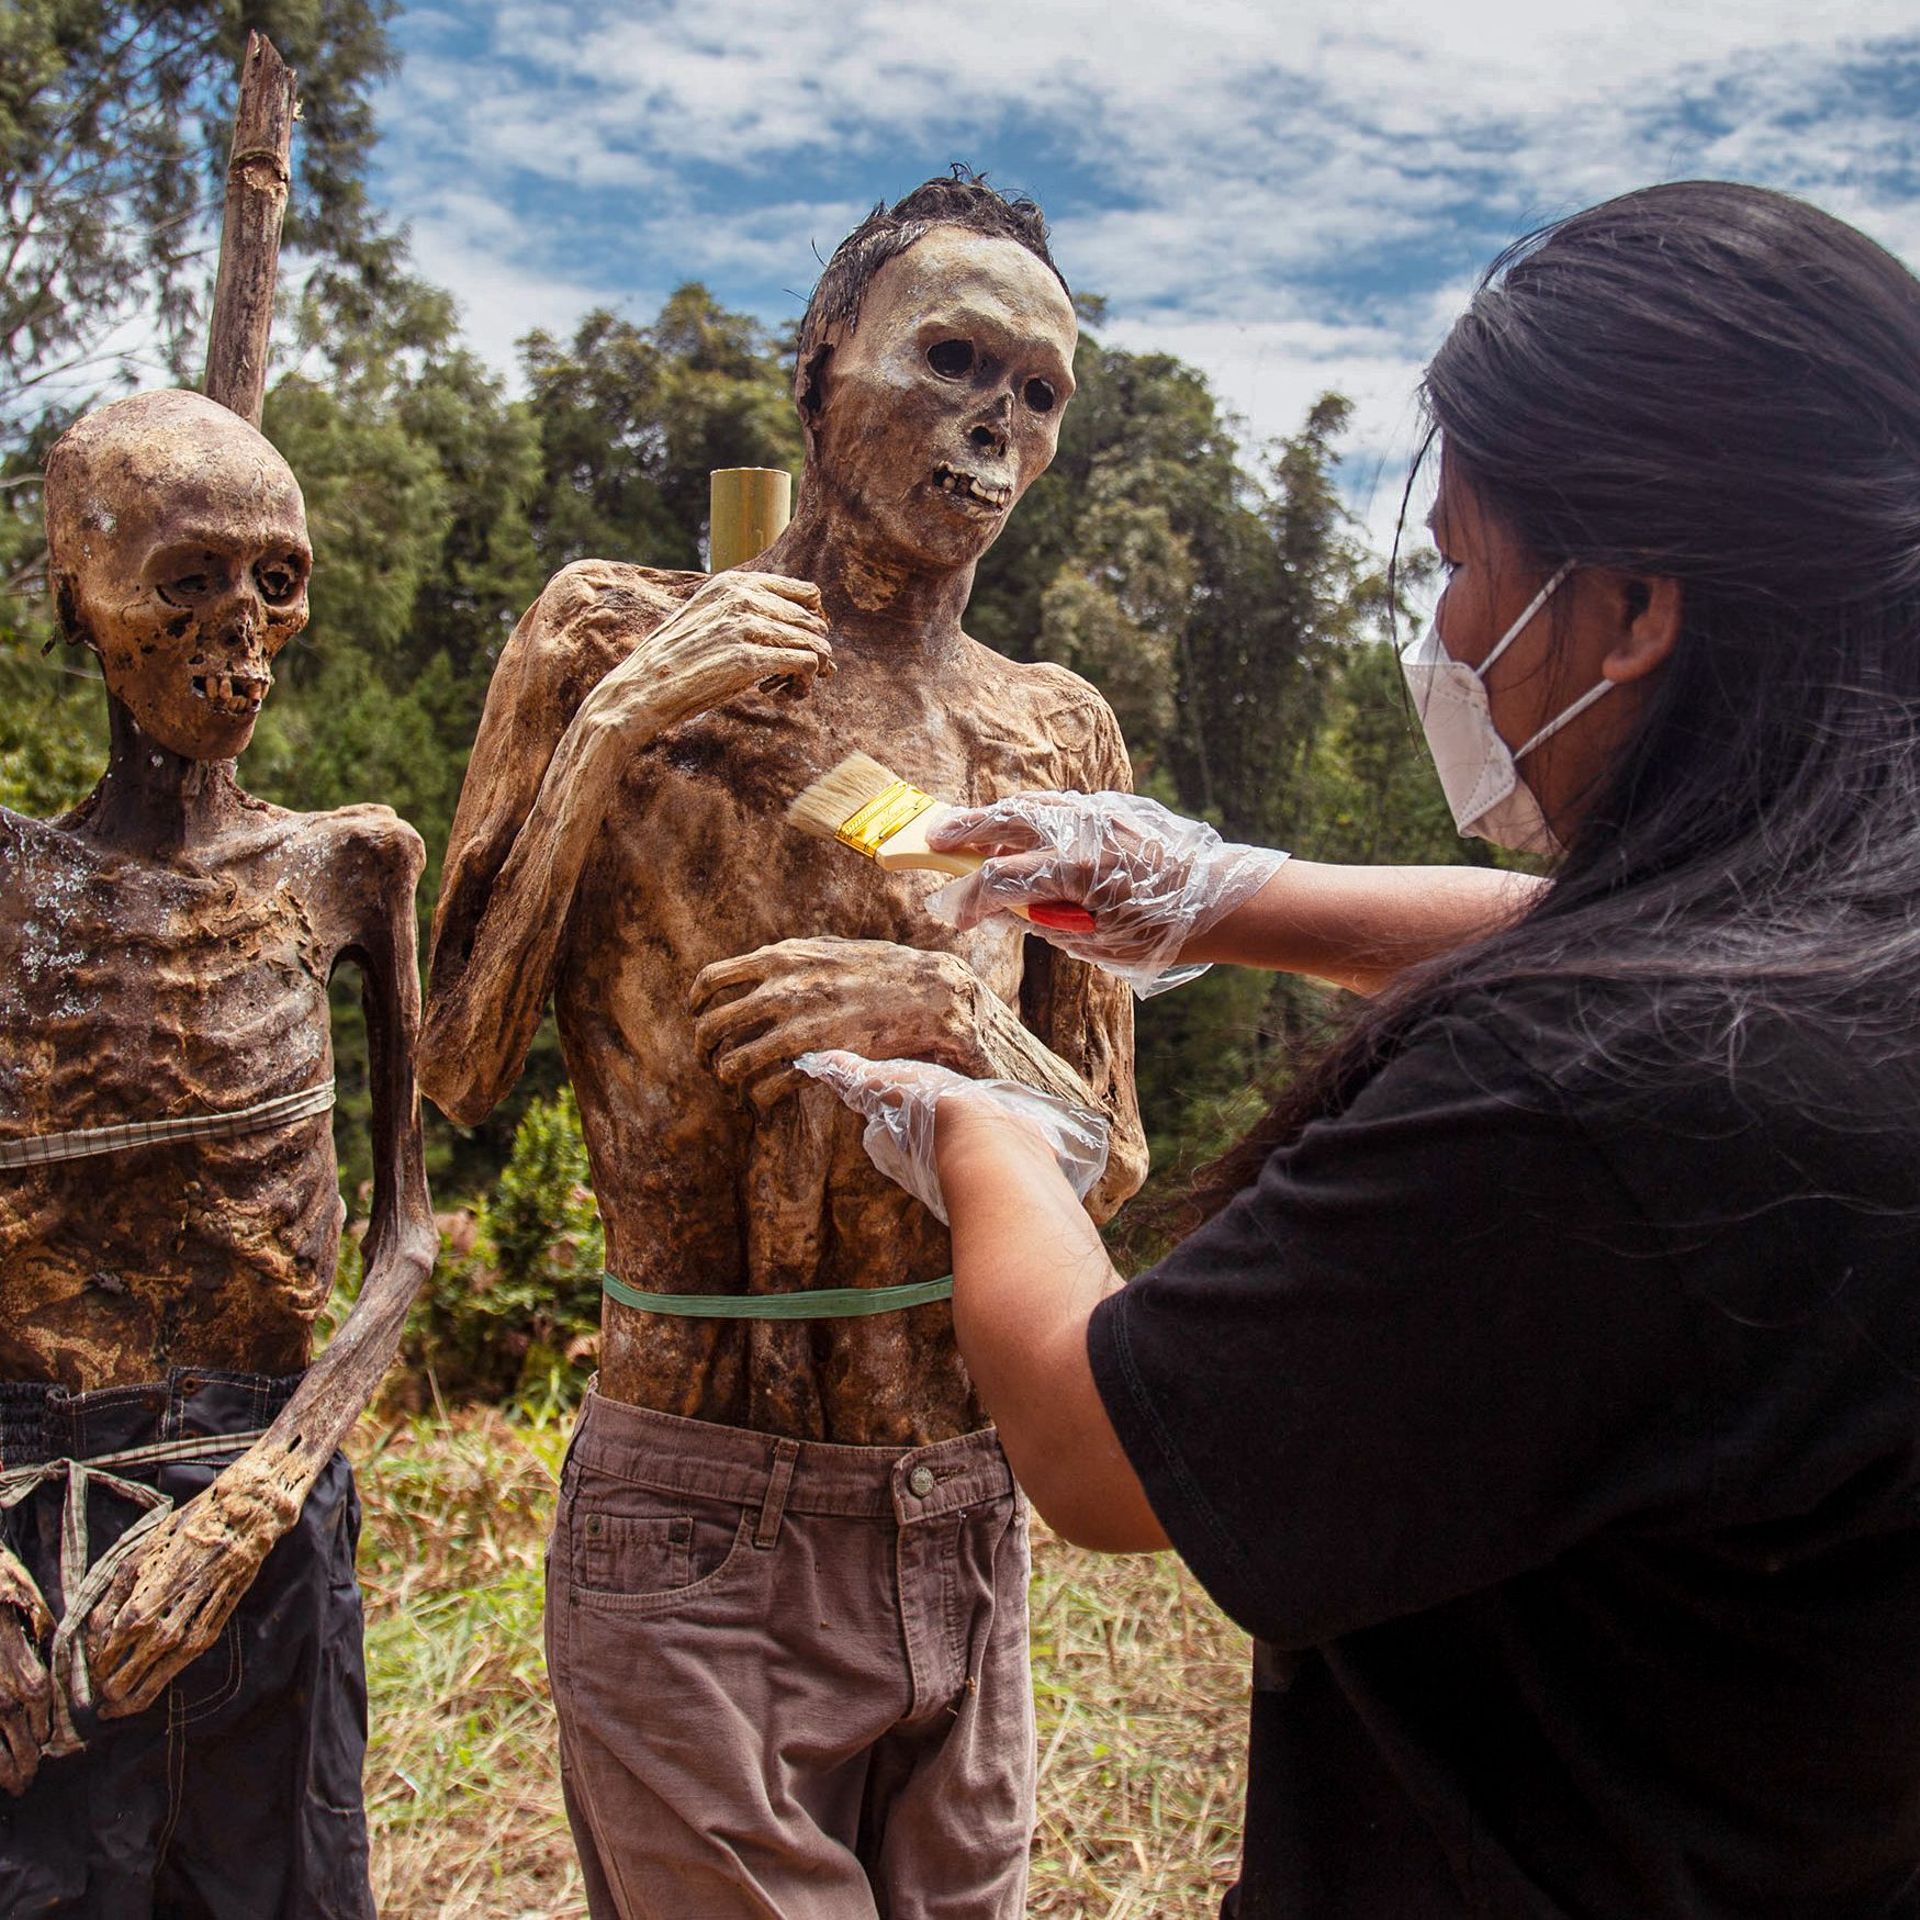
left=46, top=391, right=311, bottom=761
left=807, top=228, right=1078, bottom=571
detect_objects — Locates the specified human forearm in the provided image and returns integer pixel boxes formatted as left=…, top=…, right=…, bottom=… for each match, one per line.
left=936, top=1101, right=1167, bottom=1553
left=273, top=888, right=438, bottom=1498
left=1181, top=859, right=1546, bottom=993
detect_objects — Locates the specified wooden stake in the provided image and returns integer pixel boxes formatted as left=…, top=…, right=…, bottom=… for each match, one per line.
left=203, top=33, right=297, bottom=426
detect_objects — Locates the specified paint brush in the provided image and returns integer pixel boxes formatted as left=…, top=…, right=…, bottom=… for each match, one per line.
left=785, top=754, right=1096, bottom=933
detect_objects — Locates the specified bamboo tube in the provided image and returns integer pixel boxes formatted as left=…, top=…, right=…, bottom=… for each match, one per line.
left=709, top=468, right=792, bottom=572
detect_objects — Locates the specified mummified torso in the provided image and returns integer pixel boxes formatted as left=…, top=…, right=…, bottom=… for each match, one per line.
left=0, top=797, right=406, bottom=1388
left=428, top=561, right=1144, bottom=1445
left=422, top=223, right=1148, bottom=1447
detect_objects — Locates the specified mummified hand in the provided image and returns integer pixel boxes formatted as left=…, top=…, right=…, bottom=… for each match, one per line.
left=575, top=568, right=833, bottom=742
left=691, top=935, right=999, bottom=1114
left=0, top=1548, right=54, bottom=1795
left=83, top=1446, right=303, bottom=1719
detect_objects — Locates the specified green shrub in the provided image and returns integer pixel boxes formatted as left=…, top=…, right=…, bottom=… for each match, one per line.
left=392, top=1089, right=604, bottom=1409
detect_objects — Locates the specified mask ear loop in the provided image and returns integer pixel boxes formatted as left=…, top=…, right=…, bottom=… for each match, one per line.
left=1512, top=676, right=1616, bottom=765
left=1475, top=561, right=1576, bottom=680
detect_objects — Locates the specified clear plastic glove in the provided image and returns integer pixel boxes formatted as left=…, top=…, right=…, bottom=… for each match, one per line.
left=794, top=1050, right=1110, bottom=1225
left=922, top=791, right=1288, bottom=998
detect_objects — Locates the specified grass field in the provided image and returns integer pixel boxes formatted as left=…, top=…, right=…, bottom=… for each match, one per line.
left=351, top=1406, right=1249, bottom=1918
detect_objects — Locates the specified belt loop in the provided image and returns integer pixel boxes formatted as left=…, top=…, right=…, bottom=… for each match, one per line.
left=754, top=1439, right=800, bottom=1551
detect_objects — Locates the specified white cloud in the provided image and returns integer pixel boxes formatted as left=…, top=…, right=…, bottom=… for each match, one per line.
left=400, top=198, right=638, bottom=381
left=369, top=0, right=1920, bottom=544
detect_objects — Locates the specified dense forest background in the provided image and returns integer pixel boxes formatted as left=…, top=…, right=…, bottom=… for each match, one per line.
left=1, top=2, right=1491, bottom=1397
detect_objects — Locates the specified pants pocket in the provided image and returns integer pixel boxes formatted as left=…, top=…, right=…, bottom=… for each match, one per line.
left=577, top=1513, right=692, bottom=1596
left=564, top=1467, right=752, bottom=1611
left=171, top=1617, right=244, bottom=1725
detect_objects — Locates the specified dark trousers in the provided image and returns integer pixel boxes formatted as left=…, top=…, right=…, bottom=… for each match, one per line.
left=0, top=1369, right=375, bottom=1920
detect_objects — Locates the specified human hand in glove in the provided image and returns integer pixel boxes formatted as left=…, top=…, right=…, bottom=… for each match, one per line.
left=794, top=1050, right=1110, bottom=1224
left=921, top=790, right=1287, bottom=997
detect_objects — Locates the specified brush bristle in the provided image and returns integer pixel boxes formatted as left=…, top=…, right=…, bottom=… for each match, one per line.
left=785, top=752, right=905, bottom=840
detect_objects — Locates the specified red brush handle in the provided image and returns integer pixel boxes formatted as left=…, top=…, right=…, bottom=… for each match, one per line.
left=1027, top=901, right=1097, bottom=934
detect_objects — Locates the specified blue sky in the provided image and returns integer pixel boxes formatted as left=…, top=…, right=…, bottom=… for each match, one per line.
left=371, top=1, right=1920, bottom=552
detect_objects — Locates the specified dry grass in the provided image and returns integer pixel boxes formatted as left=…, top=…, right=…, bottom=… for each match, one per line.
left=351, top=1408, right=1247, bottom=1919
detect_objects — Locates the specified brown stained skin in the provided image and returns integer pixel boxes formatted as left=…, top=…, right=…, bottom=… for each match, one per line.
left=423, top=228, right=1148, bottom=1446
left=0, top=390, right=436, bottom=1787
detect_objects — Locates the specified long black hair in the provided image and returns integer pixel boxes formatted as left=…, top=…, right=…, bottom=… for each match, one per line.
left=1189, top=179, right=1920, bottom=1222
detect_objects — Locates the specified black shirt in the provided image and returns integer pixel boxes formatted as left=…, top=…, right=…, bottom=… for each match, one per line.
left=1089, top=984, right=1920, bottom=1917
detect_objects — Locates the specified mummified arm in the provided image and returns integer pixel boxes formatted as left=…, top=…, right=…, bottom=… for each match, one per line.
left=84, top=816, right=437, bottom=1718
left=420, top=565, right=833, bottom=1126
left=0, top=1547, right=53, bottom=1795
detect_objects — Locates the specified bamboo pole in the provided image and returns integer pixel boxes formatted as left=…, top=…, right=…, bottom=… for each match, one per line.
left=709, top=468, right=792, bottom=572
left=203, top=33, right=297, bottom=426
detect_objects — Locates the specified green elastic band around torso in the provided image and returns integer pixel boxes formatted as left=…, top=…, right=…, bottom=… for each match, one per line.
left=602, top=1272, right=954, bottom=1320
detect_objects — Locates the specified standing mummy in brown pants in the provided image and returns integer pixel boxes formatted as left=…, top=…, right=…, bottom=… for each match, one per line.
left=420, top=173, right=1147, bottom=1917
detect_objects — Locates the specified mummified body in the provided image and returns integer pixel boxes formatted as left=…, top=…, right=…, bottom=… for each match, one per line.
left=421, top=181, right=1149, bottom=1916
left=0, top=391, right=433, bottom=1892
left=422, top=219, right=1149, bottom=1445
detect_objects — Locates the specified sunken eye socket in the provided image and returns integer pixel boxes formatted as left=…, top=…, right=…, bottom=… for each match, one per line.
left=927, top=339, right=975, bottom=378
left=155, top=573, right=211, bottom=608
left=256, top=557, right=304, bottom=604
left=1023, top=378, right=1057, bottom=414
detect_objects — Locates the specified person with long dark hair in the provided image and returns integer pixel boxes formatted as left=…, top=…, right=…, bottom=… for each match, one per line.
left=799, top=179, right=1920, bottom=1916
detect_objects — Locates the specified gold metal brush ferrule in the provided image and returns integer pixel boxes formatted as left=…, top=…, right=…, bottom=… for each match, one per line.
left=836, top=780, right=937, bottom=857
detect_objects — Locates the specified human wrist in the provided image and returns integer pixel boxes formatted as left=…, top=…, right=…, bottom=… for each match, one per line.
left=1177, top=850, right=1294, bottom=966
left=935, top=1083, right=1103, bottom=1217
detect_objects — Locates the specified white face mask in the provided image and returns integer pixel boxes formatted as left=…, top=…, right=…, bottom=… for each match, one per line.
left=1399, top=561, right=1612, bottom=857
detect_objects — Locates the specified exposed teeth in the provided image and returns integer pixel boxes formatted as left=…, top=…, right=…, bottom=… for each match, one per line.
left=932, top=465, right=1012, bottom=511
left=189, top=672, right=270, bottom=714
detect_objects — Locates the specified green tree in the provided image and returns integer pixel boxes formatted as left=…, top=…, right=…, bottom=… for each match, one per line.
left=522, top=286, right=802, bottom=573
left=1033, top=484, right=1190, bottom=757
left=0, top=0, right=403, bottom=432
left=1297, top=558, right=1480, bottom=869
left=404, top=1089, right=606, bottom=1405
left=1170, top=395, right=1369, bottom=846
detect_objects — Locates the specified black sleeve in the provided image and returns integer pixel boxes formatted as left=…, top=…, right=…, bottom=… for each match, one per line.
left=1088, top=1007, right=1718, bottom=1649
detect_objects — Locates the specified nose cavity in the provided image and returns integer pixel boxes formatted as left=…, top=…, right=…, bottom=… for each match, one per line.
left=212, top=594, right=260, bottom=648
left=969, top=421, right=1007, bottom=456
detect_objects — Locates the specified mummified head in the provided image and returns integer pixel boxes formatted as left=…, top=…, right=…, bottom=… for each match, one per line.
left=794, top=170, right=1078, bottom=572
left=46, top=390, right=311, bottom=761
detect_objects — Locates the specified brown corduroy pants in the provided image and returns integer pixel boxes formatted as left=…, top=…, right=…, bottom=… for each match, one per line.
left=545, top=1392, right=1036, bottom=1920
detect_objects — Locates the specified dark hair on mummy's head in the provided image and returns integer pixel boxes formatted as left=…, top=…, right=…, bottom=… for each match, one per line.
left=793, top=165, right=1067, bottom=423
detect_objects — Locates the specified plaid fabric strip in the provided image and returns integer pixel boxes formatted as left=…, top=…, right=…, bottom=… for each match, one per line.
left=0, top=1079, right=336, bottom=1172
left=0, top=1427, right=270, bottom=1753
